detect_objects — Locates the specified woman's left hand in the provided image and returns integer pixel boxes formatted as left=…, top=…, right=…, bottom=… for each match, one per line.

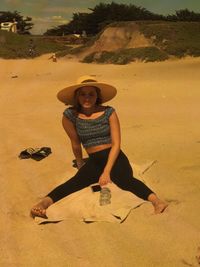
left=98, top=171, right=112, bottom=186
left=76, top=160, right=85, bottom=170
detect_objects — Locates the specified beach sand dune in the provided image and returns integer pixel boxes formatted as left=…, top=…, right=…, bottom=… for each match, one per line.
left=0, top=55, right=200, bottom=266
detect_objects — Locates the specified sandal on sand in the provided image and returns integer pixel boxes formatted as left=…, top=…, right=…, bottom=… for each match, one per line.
left=30, top=207, right=48, bottom=219
left=19, top=147, right=52, bottom=161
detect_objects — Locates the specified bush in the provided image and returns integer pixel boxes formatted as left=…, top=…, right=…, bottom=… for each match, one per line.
left=139, top=21, right=200, bottom=58
left=82, top=47, right=169, bottom=64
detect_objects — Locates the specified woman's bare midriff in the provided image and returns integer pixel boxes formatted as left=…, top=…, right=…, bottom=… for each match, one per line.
left=86, top=143, right=112, bottom=154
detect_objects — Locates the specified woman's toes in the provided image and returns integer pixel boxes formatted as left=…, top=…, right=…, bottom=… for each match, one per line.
left=154, top=202, right=168, bottom=214
left=30, top=206, right=47, bottom=219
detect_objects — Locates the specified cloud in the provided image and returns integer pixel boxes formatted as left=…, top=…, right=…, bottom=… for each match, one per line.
left=52, top=16, right=62, bottom=20
left=42, top=6, right=90, bottom=15
left=30, top=15, right=69, bottom=34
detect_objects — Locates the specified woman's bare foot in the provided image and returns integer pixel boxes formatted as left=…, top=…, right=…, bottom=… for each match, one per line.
left=30, top=196, right=53, bottom=219
left=152, top=199, right=168, bottom=214
left=148, top=193, right=168, bottom=214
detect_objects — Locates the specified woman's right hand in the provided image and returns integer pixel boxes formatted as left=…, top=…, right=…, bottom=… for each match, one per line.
left=98, top=171, right=112, bottom=186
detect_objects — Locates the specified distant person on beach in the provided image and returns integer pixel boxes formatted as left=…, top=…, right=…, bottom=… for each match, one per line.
left=28, top=39, right=36, bottom=57
left=31, top=75, right=168, bottom=219
left=48, top=53, right=57, bottom=62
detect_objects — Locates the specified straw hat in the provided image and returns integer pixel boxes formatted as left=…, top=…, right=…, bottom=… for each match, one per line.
left=57, top=75, right=117, bottom=105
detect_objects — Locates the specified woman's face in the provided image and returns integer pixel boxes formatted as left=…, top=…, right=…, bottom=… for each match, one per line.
left=77, top=86, right=98, bottom=109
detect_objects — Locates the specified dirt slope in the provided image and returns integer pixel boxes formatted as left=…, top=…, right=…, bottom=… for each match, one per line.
left=79, top=22, right=152, bottom=58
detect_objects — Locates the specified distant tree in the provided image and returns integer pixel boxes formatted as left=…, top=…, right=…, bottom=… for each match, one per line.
left=43, top=2, right=200, bottom=36
left=67, top=13, right=92, bottom=34
left=165, top=14, right=177, bottom=21
left=166, top=9, right=200, bottom=21
left=0, top=11, right=34, bottom=34
left=86, top=2, right=164, bottom=33
left=175, top=9, right=200, bottom=21
left=44, top=24, right=70, bottom=36
left=18, top=16, right=33, bottom=34
left=44, top=2, right=164, bottom=36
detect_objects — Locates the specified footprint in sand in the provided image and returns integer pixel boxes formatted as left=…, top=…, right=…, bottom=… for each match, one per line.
left=165, top=199, right=180, bottom=205
left=181, top=259, right=194, bottom=266
left=196, top=247, right=200, bottom=265
left=180, top=165, right=200, bottom=171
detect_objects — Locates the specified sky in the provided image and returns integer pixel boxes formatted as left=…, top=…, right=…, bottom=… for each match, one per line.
left=0, top=0, right=200, bottom=34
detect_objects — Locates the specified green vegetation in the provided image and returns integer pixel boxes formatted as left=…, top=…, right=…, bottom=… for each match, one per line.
left=139, top=21, right=200, bottom=58
left=0, top=30, right=67, bottom=59
left=82, top=47, right=169, bottom=64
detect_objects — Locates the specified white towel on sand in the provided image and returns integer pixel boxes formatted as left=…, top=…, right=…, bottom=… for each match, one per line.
left=35, top=161, right=156, bottom=224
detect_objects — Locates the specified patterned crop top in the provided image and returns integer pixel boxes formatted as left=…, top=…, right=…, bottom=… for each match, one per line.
left=63, top=106, right=115, bottom=148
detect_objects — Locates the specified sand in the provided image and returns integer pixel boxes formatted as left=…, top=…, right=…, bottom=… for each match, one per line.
left=0, top=55, right=200, bottom=267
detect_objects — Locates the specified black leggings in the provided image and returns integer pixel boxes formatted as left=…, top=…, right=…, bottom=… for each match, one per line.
left=47, top=148, right=154, bottom=202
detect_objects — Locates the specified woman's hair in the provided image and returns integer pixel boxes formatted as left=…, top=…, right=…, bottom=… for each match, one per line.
left=73, top=86, right=102, bottom=111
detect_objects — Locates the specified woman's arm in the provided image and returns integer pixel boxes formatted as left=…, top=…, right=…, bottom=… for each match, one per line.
left=62, top=115, right=85, bottom=169
left=99, top=111, right=121, bottom=186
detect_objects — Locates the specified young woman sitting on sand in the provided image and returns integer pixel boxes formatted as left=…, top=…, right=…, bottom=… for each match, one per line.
left=31, top=75, right=168, bottom=218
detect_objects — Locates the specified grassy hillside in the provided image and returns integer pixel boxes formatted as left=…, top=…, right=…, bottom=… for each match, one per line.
left=81, top=21, right=200, bottom=64
left=0, top=21, right=200, bottom=63
left=138, top=21, right=200, bottom=58
left=0, top=30, right=67, bottom=59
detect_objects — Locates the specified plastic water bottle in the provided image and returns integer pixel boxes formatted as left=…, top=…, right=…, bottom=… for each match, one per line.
left=99, top=187, right=111, bottom=206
